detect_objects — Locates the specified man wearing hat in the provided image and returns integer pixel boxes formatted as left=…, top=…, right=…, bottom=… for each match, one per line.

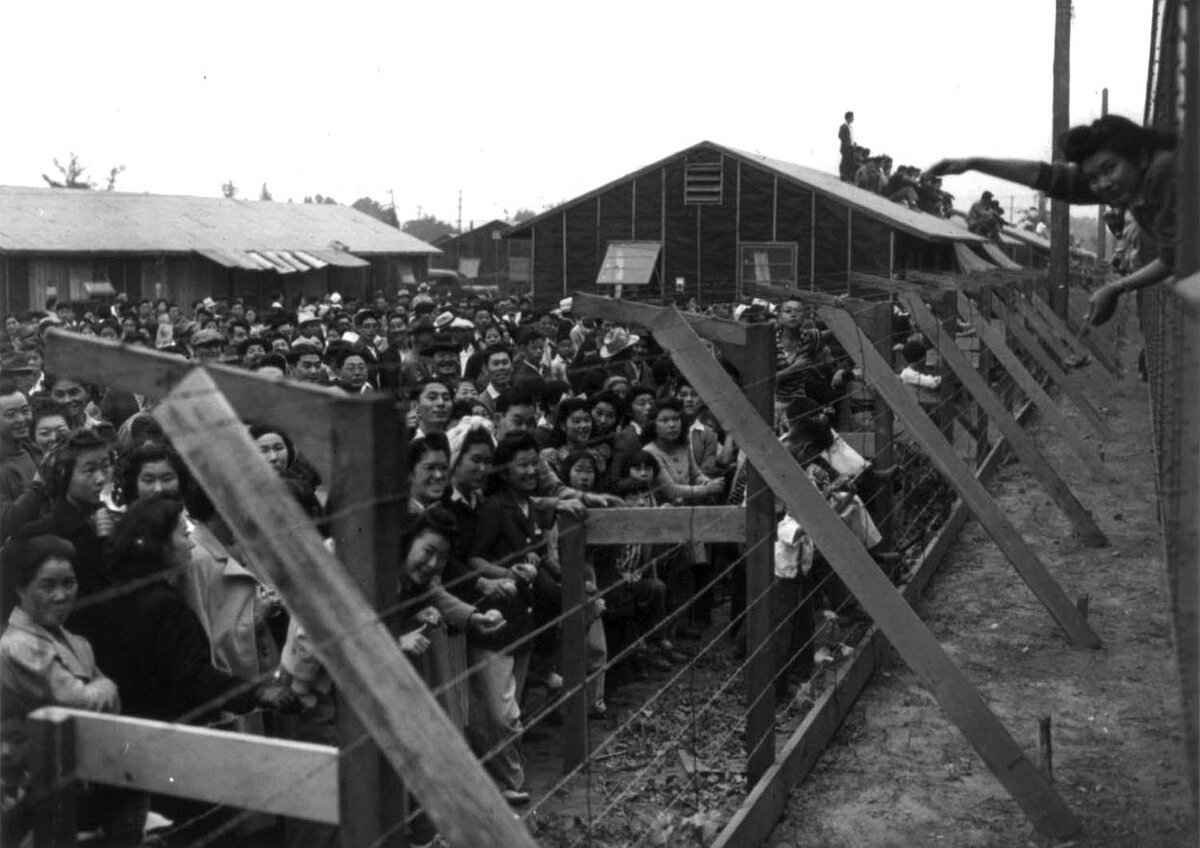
left=191, top=328, right=227, bottom=363
left=0, top=351, right=41, bottom=397
left=448, top=317, right=477, bottom=375
left=420, top=333, right=463, bottom=385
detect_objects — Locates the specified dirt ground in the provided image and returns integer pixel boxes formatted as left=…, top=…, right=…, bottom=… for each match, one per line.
left=771, top=356, right=1197, bottom=847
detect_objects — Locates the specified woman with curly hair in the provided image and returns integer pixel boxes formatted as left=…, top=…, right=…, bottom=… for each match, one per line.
left=926, top=115, right=1178, bottom=325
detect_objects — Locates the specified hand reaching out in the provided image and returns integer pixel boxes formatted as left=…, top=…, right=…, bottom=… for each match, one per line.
left=923, top=158, right=973, bottom=178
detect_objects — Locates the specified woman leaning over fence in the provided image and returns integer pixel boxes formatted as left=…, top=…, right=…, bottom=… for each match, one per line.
left=926, top=115, right=1177, bottom=326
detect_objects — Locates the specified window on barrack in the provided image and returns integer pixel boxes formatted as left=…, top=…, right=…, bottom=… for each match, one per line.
left=738, top=242, right=798, bottom=288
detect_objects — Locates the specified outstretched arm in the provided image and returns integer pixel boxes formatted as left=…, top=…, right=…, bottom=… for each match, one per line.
left=925, top=157, right=1046, bottom=189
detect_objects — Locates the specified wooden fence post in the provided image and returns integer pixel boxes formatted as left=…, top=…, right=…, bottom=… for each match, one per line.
left=329, top=398, right=408, bottom=848
left=647, top=306, right=1082, bottom=839
left=991, top=292, right=1116, bottom=441
left=870, top=300, right=897, bottom=548
left=961, top=296, right=1112, bottom=481
left=560, top=516, right=589, bottom=773
left=743, top=323, right=777, bottom=783
left=904, top=296, right=1108, bottom=547
left=973, top=290, right=994, bottom=466
left=155, top=369, right=538, bottom=848
left=30, top=709, right=77, bottom=848
left=934, top=291, right=959, bottom=442
left=818, top=306, right=1102, bottom=649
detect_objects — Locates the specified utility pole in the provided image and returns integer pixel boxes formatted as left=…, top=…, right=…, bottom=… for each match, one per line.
left=457, top=190, right=463, bottom=234
left=1050, top=0, right=1072, bottom=318
left=1096, top=88, right=1109, bottom=262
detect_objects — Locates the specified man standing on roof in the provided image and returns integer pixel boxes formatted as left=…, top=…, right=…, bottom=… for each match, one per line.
left=839, top=111, right=856, bottom=182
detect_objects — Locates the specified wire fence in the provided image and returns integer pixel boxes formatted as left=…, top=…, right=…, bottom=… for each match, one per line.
left=7, top=278, right=1066, bottom=848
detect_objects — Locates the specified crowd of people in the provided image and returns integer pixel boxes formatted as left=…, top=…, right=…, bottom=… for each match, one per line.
left=837, top=110, right=955, bottom=217
left=0, top=285, right=928, bottom=847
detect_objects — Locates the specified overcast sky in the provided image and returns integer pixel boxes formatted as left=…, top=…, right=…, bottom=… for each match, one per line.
left=1, top=1, right=1151, bottom=228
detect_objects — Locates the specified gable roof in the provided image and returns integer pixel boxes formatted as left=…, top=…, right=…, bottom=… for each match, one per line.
left=0, top=185, right=440, bottom=258
left=506, top=141, right=984, bottom=244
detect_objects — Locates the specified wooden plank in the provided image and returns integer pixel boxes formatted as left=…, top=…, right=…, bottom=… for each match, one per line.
left=959, top=298, right=1113, bottom=481
left=870, top=301, right=896, bottom=547
left=903, top=295, right=1108, bottom=547
left=30, top=707, right=77, bottom=848
left=819, top=304, right=1101, bottom=647
left=1063, top=287, right=1122, bottom=374
left=1024, top=288, right=1089, bottom=358
left=42, top=328, right=341, bottom=480
left=742, top=323, right=778, bottom=783
left=989, top=293, right=1117, bottom=441
left=560, top=517, right=589, bottom=773
left=154, top=369, right=538, bottom=848
left=581, top=506, right=745, bottom=545
left=571, top=291, right=749, bottom=371
left=1030, top=288, right=1121, bottom=377
left=329, top=401, right=407, bottom=848
left=31, top=708, right=340, bottom=825
left=1003, top=287, right=1079, bottom=366
left=645, top=306, right=1081, bottom=838
left=712, top=394, right=1039, bottom=848
left=847, top=270, right=955, bottom=295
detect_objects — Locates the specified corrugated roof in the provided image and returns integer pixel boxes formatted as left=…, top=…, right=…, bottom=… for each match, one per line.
left=725, top=146, right=985, bottom=244
left=0, top=185, right=440, bottom=259
left=1000, top=223, right=1098, bottom=261
left=505, top=141, right=985, bottom=245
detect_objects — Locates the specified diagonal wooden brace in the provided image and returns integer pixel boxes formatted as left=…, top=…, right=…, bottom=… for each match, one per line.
left=817, top=305, right=1101, bottom=648
left=903, top=294, right=1108, bottom=547
left=647, top=306, right=1082, bottom=839
left=155, top=369, right=537, bottom=848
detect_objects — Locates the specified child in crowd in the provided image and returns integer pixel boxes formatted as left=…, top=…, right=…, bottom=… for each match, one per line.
left=643, top=398, right=725, bottom=637
left=559, top=450, right=609, bottom=716
left=899, top=338, right=941, bottom=416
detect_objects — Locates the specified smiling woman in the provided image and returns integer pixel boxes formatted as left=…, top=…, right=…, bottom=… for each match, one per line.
left=926, top=115, right=1178, bottom=326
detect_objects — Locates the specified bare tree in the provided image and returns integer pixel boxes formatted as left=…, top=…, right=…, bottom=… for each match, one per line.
left=105, top=166, right=126, bottom=191
left=222, top=180, right=239, bottom=199
left=42, top=153, right=94, bottom=189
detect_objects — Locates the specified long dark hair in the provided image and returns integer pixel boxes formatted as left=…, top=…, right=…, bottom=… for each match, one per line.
left=108, top=497, right=186, bottom=581
left=116, top=442, right=188, bottom=506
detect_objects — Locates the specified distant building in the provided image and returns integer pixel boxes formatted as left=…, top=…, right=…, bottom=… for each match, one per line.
left=503, top=140, right=993, bottom=308
left=0, top=186, right=440, bottom=314
left=430, top=219, right=530, bottom=293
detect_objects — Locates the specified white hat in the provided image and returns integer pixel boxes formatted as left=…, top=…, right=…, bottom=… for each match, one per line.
left=434, top=311, right=455, bottom=329
left=330, top=292, right=343, bottom=305
left=450, top=317, right=475, bottom=330
left=558, top=297, right=573, bottom=314
left=599, top=327, right=640, bottom=359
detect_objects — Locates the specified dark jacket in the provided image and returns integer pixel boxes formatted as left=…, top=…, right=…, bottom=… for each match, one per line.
left=467, top=489, right=553, bottom=650
left=96, top=580, right=257, bottom=722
